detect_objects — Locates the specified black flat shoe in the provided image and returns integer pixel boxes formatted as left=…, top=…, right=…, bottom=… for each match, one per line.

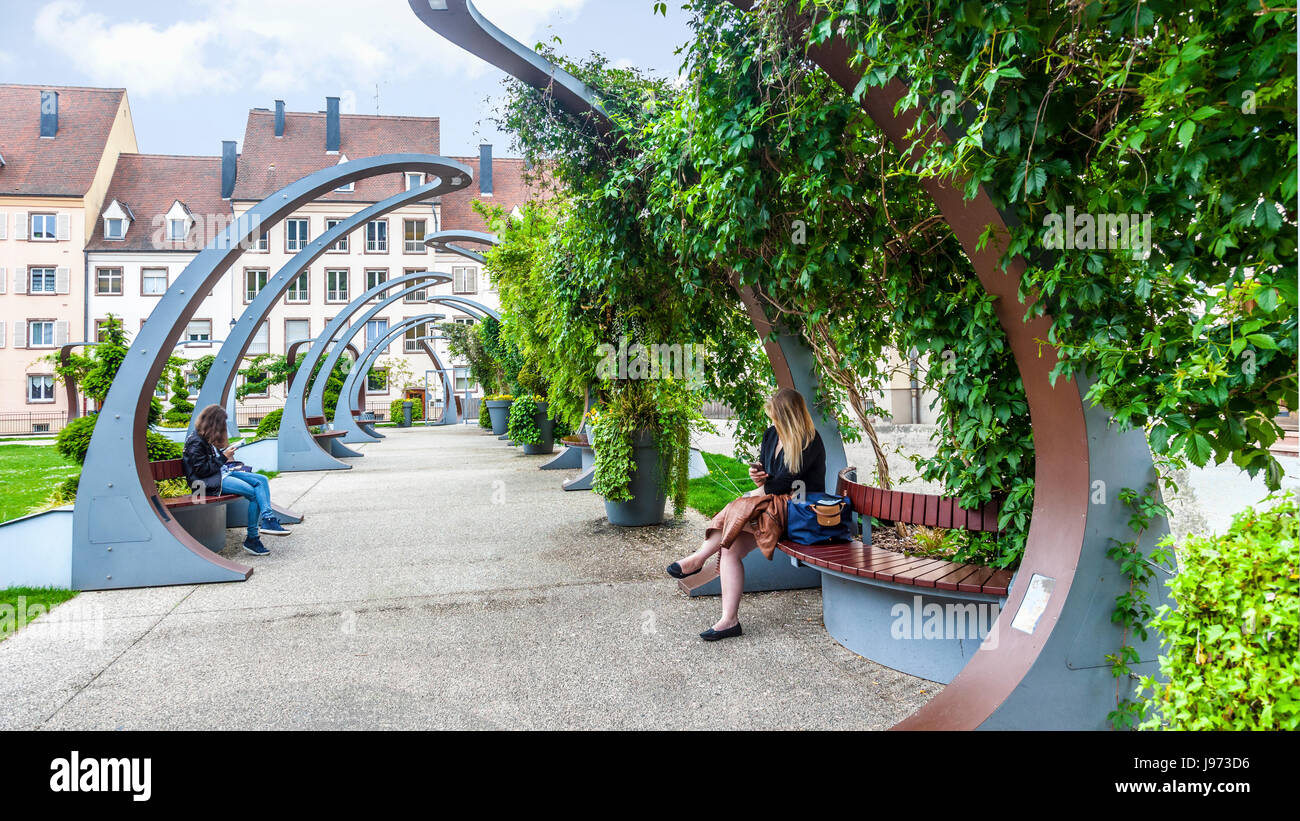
left=700, top=623, right=742, bottom=641
left=666, top=562, right=702, bottom=579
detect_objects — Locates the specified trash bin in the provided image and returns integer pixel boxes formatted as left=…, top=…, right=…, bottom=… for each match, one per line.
left=400, top=400, right=413, bottom=427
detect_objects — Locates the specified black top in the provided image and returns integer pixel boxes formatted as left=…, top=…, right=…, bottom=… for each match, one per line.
left=759, top=426, right=826, bottom=496
left=182, top=433, right=227, bottom=493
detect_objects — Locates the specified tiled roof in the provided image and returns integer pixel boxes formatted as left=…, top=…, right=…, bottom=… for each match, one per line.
left=440, top=155, right=548, bottom=233
left=86, top=154, right=231, bottom=251
left=231, top=109, right=441, bottom=202
left=0, top=84, right=128, bottom=197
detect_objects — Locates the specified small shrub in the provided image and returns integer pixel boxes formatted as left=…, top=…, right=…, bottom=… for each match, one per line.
left=255, top=409, right=283, bottom=439
left=146, top=431, right=183, bottom=462
left=507, top=395, right=543, bottom=445
left=55, top=416, right=97, bottom=465
left=1137, top=493, right=1299, bottom=730
left=389, top=397, right=424, bottom=424
left=479, top=404, right=493, bottom=429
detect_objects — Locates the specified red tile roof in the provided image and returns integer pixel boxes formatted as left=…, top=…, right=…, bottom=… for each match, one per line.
left=231, top=109, right=441, bottom=202
left=440, top=155, right=549, bottom=233
left=0, top=84, right=129, bottom=197
left=85, top=154, right=231, bottom=251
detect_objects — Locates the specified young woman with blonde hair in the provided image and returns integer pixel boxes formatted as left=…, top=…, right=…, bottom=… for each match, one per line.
left=182, top=404, right=290, bottom=556
left=667, top=388, right=825, bottom=640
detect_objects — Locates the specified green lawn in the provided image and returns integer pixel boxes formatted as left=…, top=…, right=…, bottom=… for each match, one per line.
left=0, top=444, right=79, bottom=522
left=0, top=587, right=78, bottom=641
left=686, top=452, right=756, bottom=518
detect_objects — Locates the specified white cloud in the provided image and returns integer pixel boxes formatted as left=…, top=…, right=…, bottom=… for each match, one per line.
left=33, top=0, right=590, bottom=99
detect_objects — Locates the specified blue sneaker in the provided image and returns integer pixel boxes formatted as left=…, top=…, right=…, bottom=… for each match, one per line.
left=242, top=536, right=270, bottom=556
left=259, top=516, right=291, bottom=536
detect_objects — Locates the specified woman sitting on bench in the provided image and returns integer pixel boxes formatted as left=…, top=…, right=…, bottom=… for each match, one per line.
left=183, top=404, right=291, bottom=556
left=666, top=388, right=825, bottom=641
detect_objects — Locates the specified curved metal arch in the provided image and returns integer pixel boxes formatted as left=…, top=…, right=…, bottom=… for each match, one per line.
left=58, top=342, right=99, bottom=421
left=425, top=295, right=501, bottom=322
left=424, top=228, right=497, bottom=264
left=278, top=272, right=451, bottom=471
left=332, top=313, right=451, bottom=440
left=70, top=154, right=469, bottom=591
left=412, top=2, right=1171, bottom=729
left=192, top=176, right=465, bottom=434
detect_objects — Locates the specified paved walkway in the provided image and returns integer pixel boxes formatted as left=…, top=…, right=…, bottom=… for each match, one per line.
left=0, top=425, right=932, bottom=730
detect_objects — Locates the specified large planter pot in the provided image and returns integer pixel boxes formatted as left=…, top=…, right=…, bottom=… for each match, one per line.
left=486, top=400, right=512, bottom=435
left=603, top=431, right=667, bottom=527
left=521, top=402, right=556, bottom=455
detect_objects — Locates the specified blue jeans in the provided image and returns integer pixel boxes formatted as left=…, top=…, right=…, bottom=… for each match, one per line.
left=220, top=471, right=273, bottom=537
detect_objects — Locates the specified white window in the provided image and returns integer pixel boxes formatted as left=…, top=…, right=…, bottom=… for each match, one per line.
left=286, top=271, right=309, bottom=303
left=168, top=218, right=187, bottom=241
left=244, top=269, right=268, bottom=302
left=248, top=322, right=270, bottom=355
left=406, top=173, right=424, bottom=191
left=285, top=319, right=311, bottom=351
left=404, top=219, right=426, bottom=254
left=27, top=375, right=55, bottom=402
left=142, top=267, right=168, bottom=296
left=365, top=318, right=389, bottom=346
left=404, top=323, right=430, bottom=353
left=452, top=265, right=477, bottom=294
left=104, top=218, right=125, bottom=240
left=29, top=267, right=56, bottom=293
left=455, top=375, right=475, bottom=392
left=366, top=220, right=387, bottom=253
left=95, top=267, right=123, bottom=295
left=185, top=320, right=212, bottom=344
left=255, top=231, right=269, bottom=252
left=28, top=320, right=55, bottom=347
left=286, top=218, right=309, bottom=252
left=365, top=269, right=387, bottom=294
left=31, top=213, right=57, bottom=240
left=327, top=269, right=349, bottom=302
left=403, top=271, right=429, bottom=303
left=324, top=218, right=349, bottom=252
left=453, top=316, right=476, bottom=326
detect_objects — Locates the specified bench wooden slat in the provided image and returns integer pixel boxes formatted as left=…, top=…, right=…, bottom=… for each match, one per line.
left=937, top=497, right=953, bottom=528
left=882, top=557, right=952, bottom=585
left=981, top=568, right=1014, bottom=596
left=910, top=560, right=977, bottom=588
left=923, top=494, right=938, bottom=527
left=305, top=416, right=327, bottom=426
left=956, top=566, right=998, bottom=594
left=935, top=563, right=987, bottom=592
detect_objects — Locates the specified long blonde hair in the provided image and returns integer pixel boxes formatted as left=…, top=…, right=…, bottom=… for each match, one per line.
left=194, top=404, right=229, bottom=450
left=765, top=388, right=815, bottom=474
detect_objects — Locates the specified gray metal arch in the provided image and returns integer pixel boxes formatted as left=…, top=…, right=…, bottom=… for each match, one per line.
left=70, top=154, right=471, bottom=591
left=425, top=295, right=500, bottom=322
left=192, top=178, right=460, bottom=433
left=424, top=228, right=497, bottom=264
left=278, top=272, right=450, bottom=471
left=333, top=313, right=450, bottom=441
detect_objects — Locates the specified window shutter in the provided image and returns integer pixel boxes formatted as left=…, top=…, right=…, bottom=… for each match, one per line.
left=56, top=213, right=71, bottom=241
left=15, top=212, right=27, bottom=240
left=0, top=322, right=6, bottom=348
left=0, top=212, right=7, bottom=240
left=0, top=267, right=6, bottom=294
left=14, top=321, right=26, bottom=348
left=467, top=268, right=477, bottom=292
left=56, top=267, right=70, bottom=294
left=55, top=320, right=69, bottom=347
left=14, top=267, right=26, bottom=294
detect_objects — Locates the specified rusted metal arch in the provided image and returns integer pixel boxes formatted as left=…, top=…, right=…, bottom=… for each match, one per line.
left=192, top=179, right=462, bottom=437
left=70, top=154, right=472, bottom=590
left=410, top=1, right=1171, bottom=729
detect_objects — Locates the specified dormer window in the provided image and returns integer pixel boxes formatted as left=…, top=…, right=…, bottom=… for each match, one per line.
left=164, top=200, right=193, bottom=243
left=406, top=172, right=424, bottom=191
left=102, top=200, right=133, bottom=241
left=335, top=154, right=354, bottom=192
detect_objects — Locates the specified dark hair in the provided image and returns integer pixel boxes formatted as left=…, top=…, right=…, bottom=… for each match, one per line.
left=194, top=404, right=229, bottom=449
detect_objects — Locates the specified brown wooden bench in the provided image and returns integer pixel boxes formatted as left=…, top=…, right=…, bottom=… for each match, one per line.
left=149, top=459, right=239, bottom=508
left=306, top=415, right=347, bottom=442
left=775, top=467, right=1013, bottom=596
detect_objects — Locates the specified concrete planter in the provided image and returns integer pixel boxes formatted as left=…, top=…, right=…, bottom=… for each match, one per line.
left=603, top=431, right=667, bottom=527
left=486, top=400, right=512, bottom=435
left=521, top=402, right=555, bottom=455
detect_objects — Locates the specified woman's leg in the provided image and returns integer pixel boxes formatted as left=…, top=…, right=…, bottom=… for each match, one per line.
left=714, top=532, right=757, bottom=630
left=236, top=471, right=274, bottom=519
left=219, top=473, right=260, bottom=538
left=675, top=528, right=725, bottom=575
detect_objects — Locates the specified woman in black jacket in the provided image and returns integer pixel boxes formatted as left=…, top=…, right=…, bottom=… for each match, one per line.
left=666, top=388, right=825, bottom=640
left=183, top=404, right=289, bottom=555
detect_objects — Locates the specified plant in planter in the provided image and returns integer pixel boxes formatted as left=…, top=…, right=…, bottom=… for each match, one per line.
left=507, top=394, right=557, bottom=455
left=591, top=378, right=708, bottom=526
left=483, top=393, right=515, bottom=435
left=389, top=397, right=424, bottom=426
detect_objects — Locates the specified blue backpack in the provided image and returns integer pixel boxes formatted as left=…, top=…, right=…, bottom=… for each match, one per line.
left=785, top=493, right=854, bottom=545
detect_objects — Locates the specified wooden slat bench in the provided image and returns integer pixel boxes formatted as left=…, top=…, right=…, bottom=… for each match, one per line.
left=149, top=459, right=239, bottom=508
left=776, top=466, right=1012, bottom=596
left=149, top=459, right=240, bottom=552
left=306, top=415, right=347, bottom=443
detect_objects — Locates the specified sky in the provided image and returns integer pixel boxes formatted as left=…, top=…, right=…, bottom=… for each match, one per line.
left=0, top=0, right=696, bottom=158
